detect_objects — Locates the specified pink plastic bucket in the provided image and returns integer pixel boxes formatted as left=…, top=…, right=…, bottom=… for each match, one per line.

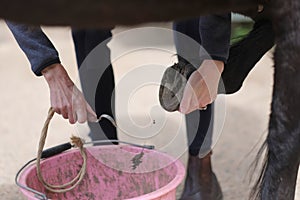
left=18, top=145, right=185, bottom=200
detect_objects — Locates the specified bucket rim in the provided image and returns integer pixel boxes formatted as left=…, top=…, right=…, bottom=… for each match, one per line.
left=18, top=145, right=186, bottom=200
left=125, top=158, right=185, bottom=200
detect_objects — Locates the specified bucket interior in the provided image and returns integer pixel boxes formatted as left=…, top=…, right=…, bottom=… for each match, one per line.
left=19, top=145, right=184, bottom=200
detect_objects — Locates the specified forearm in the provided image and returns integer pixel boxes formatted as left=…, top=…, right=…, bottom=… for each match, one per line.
left=6, top=21, right=60, bottom=76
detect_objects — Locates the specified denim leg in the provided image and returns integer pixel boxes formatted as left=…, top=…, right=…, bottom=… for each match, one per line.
left=173, top=18, right=201, bottom=64
left=186, top=105, right=214, bottom=157
left=71, top=29, right=117, bottom=141
left=173, top=19, right=214, bottom=156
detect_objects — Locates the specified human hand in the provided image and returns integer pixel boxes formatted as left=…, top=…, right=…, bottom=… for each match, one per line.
left=179, top=59, right=224, bottom=114
left=42, top=63, right=97, bottom=124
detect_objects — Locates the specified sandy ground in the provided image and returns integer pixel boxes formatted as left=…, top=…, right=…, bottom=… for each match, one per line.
left=0, top=20, right=299, bottom=199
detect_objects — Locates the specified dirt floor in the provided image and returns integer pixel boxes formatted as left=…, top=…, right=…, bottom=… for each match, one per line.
left=0, top=20, right=299, bottom=200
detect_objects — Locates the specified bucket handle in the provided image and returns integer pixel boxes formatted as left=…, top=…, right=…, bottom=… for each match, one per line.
left=36, top=108, right=88, bottom=193
left=15, top=158, right=48, bottom=200
left=15, top=140, right=154, bottom=199
left=15, top=108, right=155, bottom=199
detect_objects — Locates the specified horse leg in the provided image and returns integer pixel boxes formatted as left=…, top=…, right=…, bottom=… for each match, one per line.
left=252, top=0, right=300, bottom=199
left=258, top=108, right=300, bottom=200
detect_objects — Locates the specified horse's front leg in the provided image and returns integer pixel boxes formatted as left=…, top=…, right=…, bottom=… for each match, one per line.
left=253, top=0, right=300, bottom=199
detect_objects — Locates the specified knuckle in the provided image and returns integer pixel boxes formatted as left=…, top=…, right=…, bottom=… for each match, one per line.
left=62, top=104, right=72, bottom=111
left=53, top=108, right=61, bottom=114
left=61, top=104, right=67, bottom=110
left=65, top=103, right=71, bottom=108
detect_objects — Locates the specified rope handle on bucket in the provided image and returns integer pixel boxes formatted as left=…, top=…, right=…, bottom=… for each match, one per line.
left=36, top=107, right=87, bottom=193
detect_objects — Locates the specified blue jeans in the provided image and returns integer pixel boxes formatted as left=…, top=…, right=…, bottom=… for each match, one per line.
left=72, top=29, right=116, bottom=142
left=72, top=27, right=213, bottom=156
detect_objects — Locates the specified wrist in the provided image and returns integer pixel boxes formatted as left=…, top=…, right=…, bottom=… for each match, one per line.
left=42, top=63, right=73, bottom=87
left=213, top=60, right=225, bottom=73
left=41, top=63, right=61, bottom=80
left=201, top=59, right=224, bottom=73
